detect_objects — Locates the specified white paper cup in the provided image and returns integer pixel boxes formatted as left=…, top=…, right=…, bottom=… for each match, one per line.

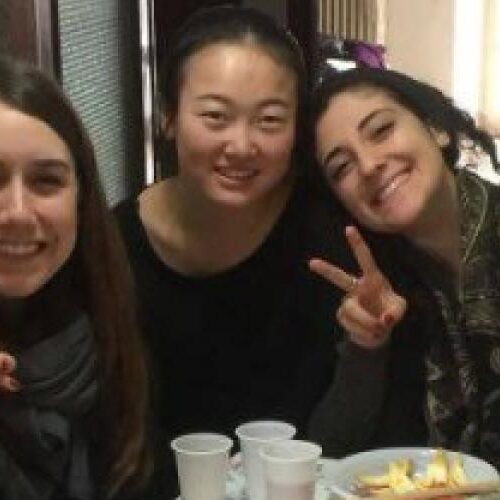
left=260, top=440, right=322, bottom=500
left=235, top=420, right=296, bottom=500
left=171, top=432, right=233, bottom=500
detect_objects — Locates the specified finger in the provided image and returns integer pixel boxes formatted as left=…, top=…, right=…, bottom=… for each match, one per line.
left=345, top=226, right=378, bottom=275
left=338, top=309, right=389, bottom=349
left=381, top=294, right=407, bottom=327
left=0, top=352, right=16, bottom=374
left=0, top=375, right=21, bottom=392
left=338, top=296, right=386, bottom=335
left=309, top=258, right=357, bottom=293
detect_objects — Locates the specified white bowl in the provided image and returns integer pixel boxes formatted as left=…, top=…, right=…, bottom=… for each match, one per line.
left=321, top=447, right=499, bottom=499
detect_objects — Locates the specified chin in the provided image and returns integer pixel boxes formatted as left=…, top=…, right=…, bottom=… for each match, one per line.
left=0, top=276, right=50, bottom=299
left=210, top=189, right=262, bottom=208
left=362, top=205, right=422, bottom=234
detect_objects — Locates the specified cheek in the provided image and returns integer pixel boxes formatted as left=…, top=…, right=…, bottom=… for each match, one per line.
left=330, top=178, right=358, bottom=209
left=262, top=131, right=295, bottom=164
left=177, top=126, right=219, bottom=162
left=52, top=194, right=78, bottom=254
left=331, top=179, right=375, bottom=224
left=66, top=200, right=78, bottom=248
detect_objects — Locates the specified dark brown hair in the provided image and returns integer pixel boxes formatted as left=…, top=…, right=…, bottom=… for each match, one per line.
left=0, top=55, right=150, bottom=497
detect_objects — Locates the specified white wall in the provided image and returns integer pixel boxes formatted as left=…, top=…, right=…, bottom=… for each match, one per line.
left=384, top=0, right=455, bottom=95
left=384, top=0, right=499, bottom=180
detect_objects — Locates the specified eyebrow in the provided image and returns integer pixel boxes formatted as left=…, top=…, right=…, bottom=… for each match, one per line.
left=31, top=158, right=73, bottom=172
left=196, top=94, right=230, bottom=105
left=321, top=108, right=389, bottom=167
left=196, top=94, right=290, bottom=109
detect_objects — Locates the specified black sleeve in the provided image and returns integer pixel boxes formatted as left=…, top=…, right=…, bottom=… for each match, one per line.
left=307, top=338, right=390, bottom=457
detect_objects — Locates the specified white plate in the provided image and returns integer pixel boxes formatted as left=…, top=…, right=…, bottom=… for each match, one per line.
left=321, top=447, right=499, bottom=499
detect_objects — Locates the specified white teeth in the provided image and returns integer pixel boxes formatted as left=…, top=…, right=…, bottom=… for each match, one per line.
left=378, top=178, right=399, bottom=201
left=0, top=242, right=39, bottom=256
left=217, top=168, right=257, bottom=181
left=375, top=172, right=409, bottom=203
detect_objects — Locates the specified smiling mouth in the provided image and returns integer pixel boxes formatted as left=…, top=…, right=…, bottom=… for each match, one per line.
left=372, top=169, right=411, bottom=205
left=215, top=167, right=258, bottom=182
left=0, top=242, right=42, bottom=257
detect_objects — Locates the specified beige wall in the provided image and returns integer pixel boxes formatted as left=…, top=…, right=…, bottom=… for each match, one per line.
left=384, top=0, right=455, bottom=95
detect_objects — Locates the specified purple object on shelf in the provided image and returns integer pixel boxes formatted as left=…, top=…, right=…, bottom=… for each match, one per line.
left=350, top=41, right=386, bottom=69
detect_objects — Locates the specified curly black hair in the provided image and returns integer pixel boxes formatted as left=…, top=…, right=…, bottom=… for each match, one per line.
left=312, top=67, right=498, bottom=173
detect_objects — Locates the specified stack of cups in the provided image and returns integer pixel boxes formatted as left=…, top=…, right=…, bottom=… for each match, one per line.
left=235, top=420, right=296, bottom=500
left=171, top=432, right=233, bottom=500
left=260, top=439, right=322, bottom=500
left=171, top=421, right=321, bottom=500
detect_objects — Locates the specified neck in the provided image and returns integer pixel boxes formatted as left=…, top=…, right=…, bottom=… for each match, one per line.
left=0, top=262, right=79, bottom=348
left=177, top=178, right=292, bottom=231
left=0, top=297, right=26, bottom=335
left=145, top=175, right=294, bottom=275
left=405, top=171, right=461, bottom=276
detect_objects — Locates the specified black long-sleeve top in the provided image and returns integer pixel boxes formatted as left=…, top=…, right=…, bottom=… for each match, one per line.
left=114, top=181, right=348, bottom=498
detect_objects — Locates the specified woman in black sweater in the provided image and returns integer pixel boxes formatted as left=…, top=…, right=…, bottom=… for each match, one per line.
left=113, top=5, right=359, bottom=497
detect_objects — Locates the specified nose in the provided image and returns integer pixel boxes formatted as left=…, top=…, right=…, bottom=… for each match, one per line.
left=224, top=122, right=256, bottom=157
left=357, top=149, right=386, bottom=177
left=0, top=178, right=34, bottom=225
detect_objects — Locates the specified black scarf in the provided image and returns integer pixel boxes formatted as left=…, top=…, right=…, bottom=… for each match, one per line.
left=0, top=263, right=98, bottom=500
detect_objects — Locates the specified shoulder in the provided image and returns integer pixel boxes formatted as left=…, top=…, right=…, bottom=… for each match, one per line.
left=113, top=190, right=156, bottom=261
left=113, top=195, right=142, bottom=243
left=113, top=180, right=173, bottom=241
left=114, top=195, right=138, bottom=223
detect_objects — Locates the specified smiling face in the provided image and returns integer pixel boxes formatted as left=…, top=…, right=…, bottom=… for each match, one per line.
left=166, top=41, right=297, bottom=207
left=315, top=86, right=453, bottom=235
left=0, top=101, right=78, bottom=298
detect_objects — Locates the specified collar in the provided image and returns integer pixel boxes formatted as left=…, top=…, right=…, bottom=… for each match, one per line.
left=458, top=170, right=489, bottom=264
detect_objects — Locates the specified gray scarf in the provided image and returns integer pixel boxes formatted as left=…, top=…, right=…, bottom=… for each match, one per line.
left=0, top=312, right=98, bottom=500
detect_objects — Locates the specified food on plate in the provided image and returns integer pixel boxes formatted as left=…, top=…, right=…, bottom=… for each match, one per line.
left=355, top=449, right=468, bottom=497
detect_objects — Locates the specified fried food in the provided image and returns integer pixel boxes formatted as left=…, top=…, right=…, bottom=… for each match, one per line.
left=355, top=449, right=468, bottom=497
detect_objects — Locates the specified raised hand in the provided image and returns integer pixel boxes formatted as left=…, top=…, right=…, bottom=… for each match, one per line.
left=0, top=352, right=20, bottom=392
left=309, top=225, right=407, bottom=349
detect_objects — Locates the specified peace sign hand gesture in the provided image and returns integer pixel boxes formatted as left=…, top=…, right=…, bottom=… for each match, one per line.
left=0, top=352, right=20, bottom=392
left=309, top=226, right=407, bottom=349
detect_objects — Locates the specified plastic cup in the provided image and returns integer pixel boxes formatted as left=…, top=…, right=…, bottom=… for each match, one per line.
left=235, top=420, right=296, bottom=500
left=260, top=439, right=322, bottom=500
left=171, top=432, right=233, bottom=500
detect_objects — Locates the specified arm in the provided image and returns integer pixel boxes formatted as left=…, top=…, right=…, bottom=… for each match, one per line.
left=308, top=336, right=390, bottom=457
left=307, top=226, right=407, bottom=456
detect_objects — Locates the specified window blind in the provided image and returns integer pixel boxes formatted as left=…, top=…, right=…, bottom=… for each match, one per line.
left=58, top=0, right=142, bottom=205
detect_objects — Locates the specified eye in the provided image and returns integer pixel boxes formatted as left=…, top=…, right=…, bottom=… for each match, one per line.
left=0, top=169, right=8, bottom=188
left=200, top=110, right=229, bottom=128
left=371, top=121, right=394, bottom=140
left=326, top=159, right=352, bottom=183
left=258, top=114, right=286, bottom=131
left=31, top=173, right=67, bottom=194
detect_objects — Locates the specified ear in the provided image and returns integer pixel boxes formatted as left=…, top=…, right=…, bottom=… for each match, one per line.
left=162, top=112, right=176, bottom=140
left=431, top=128, right=450, bottom=148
